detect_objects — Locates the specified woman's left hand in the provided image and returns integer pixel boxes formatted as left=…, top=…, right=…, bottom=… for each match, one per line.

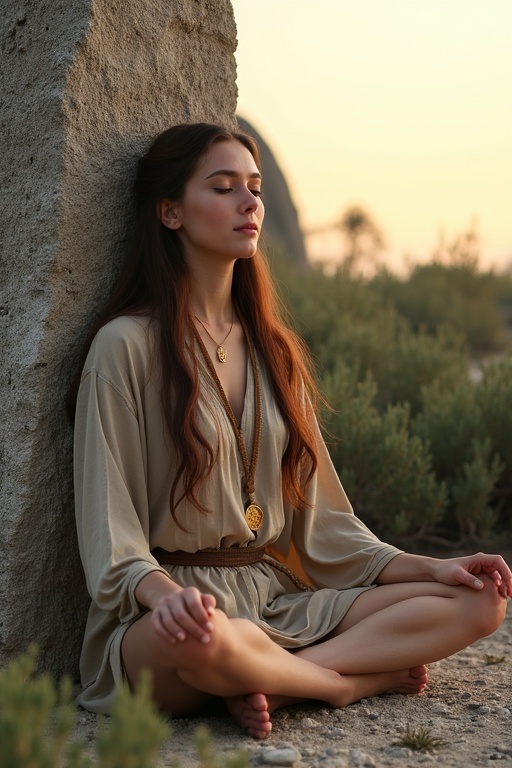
left=433, top=552, right=512, bottom=598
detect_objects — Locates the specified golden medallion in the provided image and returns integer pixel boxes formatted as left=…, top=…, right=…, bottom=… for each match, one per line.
left=245, top=504, right=264, bottom=531
left=216, top=345, right=227, bottom=363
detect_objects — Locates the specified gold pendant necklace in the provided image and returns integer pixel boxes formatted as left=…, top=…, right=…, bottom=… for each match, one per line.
left=191, top=314, right=264, bottom=532
left=193, top=311, right=234, bottom=363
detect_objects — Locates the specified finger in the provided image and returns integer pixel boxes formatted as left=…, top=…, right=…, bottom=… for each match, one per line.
left=202, top=593, right=217, bottom=616
left=465, top=554, right=512, bottom=595
left=476, top=554, right=512, bottom=579
left=498, top=581, right=508, bottom=599
left=454, top=566, right=484, bottom=590
left=162, top=596, right=213, bottom=643
left=181, top=588, right=215, bottom=629
left=480, top=567, right=502, bottom=586
left=481, top=557, right=512, bottom=595
left=155, top=605, right=200, bottom=642
left=151, top=607, right=179, bottom=643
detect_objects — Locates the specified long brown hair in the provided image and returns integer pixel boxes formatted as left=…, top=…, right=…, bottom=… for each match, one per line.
left=68, top=123, right=320, bottom=523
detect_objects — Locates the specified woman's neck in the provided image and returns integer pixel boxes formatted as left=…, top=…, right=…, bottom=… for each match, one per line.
left=188, top=262, right=235, bottom=325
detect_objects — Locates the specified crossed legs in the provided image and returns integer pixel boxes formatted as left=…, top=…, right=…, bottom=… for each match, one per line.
left=121, top=575, right=507, bottom=738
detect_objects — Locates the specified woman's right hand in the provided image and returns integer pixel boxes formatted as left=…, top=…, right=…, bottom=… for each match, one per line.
left=151, top=587, right=216, bottom=644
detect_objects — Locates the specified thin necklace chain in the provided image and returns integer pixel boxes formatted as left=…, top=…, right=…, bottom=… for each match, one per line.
left=191, top=315, right=261, bottom=505
left=193, top=309, right=234, bottom=363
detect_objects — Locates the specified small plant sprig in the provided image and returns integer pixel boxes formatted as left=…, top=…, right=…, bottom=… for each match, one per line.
left=195, top=725, right=249, bottom=768
left=95, top=672, right=168, bottom=768
left=483, top=653, right=506, bottom=665
left=0, top=643, right=85, bottom=768
left=394, top=726, right=445, bottom=752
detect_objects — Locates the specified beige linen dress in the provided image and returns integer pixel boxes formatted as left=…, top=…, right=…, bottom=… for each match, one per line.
left=74, top=316, right=402, bottom=714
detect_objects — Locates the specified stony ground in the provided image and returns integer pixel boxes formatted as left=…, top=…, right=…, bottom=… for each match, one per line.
left=77, top=608, right=512, bottom=767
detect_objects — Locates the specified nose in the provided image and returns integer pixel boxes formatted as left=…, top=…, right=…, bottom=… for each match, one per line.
left=239, top=188, right=259, bottom=213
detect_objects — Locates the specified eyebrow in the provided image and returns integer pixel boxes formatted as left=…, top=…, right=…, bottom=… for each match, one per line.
left=204, top=169, right=262, bottom=180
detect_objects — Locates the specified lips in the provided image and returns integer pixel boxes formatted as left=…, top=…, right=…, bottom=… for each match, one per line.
left=235, top=223, right=258, bottom=232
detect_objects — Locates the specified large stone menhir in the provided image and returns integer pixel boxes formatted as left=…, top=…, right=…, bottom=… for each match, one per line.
left=0, top=0, right=237, bottom=678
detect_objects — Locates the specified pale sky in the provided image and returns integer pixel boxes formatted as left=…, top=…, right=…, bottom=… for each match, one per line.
left=231, top=0, right=512, bottom=272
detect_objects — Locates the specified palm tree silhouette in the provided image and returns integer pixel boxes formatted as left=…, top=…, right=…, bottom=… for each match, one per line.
left=305, top=205, right=384, bottom=274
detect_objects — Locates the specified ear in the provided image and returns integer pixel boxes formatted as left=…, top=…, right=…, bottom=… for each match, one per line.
left=157, top=199, right=182, bottom=230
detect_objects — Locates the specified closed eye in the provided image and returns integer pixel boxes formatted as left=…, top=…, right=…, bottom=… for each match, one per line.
left=213, top=187, right=263, bottom=198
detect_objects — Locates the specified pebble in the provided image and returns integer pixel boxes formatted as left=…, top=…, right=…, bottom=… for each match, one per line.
left=318, top=759, right=347, bottom=768
left=260, top=746, right=301, bottom=765
left=318, top=750, right=376, bottom=767
left=302, top=717, right=321, bottom=729
left=383, top=746, right=413, bottom=758
left=348, top=748, right=376, bottom=766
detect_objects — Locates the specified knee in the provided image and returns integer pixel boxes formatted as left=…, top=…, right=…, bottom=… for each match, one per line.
left=179, top=608, right=242, bottom=664
left=465, top=576, right=508, bottom=639
left=200, top=613, right=269, bottom=661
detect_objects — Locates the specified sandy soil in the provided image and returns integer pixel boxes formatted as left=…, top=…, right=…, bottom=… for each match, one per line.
left=76, top=608, right=512, bottom=767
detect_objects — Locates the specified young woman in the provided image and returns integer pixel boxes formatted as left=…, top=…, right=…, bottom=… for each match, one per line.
left=70, top=123, right=511, bottom=739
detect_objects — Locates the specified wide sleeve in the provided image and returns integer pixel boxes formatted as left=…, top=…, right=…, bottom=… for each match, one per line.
left=73, top=322, right=172, bottom=623
left=268, top=419, right=402, bottom=590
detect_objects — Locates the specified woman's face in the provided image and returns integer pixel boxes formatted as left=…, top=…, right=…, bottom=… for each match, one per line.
left=161, top=139, right=265, bottom=266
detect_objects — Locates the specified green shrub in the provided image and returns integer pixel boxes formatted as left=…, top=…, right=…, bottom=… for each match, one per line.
left=451, top=439, right=503, bottom=541
left=369, top=227, right=512, bottom=355
left=0, top=645, right=81, bottom=768
left=411, top=367, right=511, bottom=542
left=371, top=262, right=507, bottom=354
left=477, top=354, right=512, bottom=513
left=0, top=647, right=248, bottom=768
left=275, top=258, right=512, bottom=543
left=374, top=324, right=468, bottom=415
left=323, top=364, right=446, bottom=540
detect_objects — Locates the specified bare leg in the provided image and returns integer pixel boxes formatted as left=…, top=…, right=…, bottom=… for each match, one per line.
left=123, top=609, right=346, bottom=716
left=226, top=576, right=506, bottom=736
left=123, top=606, right=428, bottom=738
left=295, top=576, right=506, bottom=674
left=122, top=577, right=505, bottom=738
left=226, top=665, right=429, bottom=738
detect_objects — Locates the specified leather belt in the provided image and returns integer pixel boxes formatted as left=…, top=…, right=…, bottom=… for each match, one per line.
left=151, top=546, right=312, bottom=592
left=152, top=546, right=266, bottom=567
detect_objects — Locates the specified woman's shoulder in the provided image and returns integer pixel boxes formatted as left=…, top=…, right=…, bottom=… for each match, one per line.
left=84, top=315, right=154, bottom=377
left=92, top=315, right=152, bottom=350
left=95, top=314, right=151, bottom=342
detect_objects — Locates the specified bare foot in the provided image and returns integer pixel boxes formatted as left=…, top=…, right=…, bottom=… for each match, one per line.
left=388, top=664, right=429, bottom=694
left=225, top=666, right=428, bottom=738
left=337, top=665, right=429, bottom=707
left=225, top=693, right=272, bottom=739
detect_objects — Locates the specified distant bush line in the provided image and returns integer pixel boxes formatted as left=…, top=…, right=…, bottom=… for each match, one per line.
left=274, top=248, right=512, bottom=548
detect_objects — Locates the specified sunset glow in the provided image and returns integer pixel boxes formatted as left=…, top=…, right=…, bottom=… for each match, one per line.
left=231, top=0, right=512, bottom=272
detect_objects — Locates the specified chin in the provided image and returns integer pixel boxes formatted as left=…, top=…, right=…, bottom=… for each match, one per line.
left=236, top=245, right=259, bottom=261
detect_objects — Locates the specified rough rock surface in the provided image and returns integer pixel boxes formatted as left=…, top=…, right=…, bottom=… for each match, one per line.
left=75, top=609, right=512, bottom=767
left=0, top=0, right=237, bottom=677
